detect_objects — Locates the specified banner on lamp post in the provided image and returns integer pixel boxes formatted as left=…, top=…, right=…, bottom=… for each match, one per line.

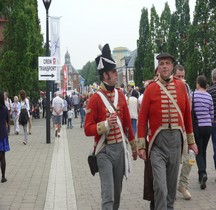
left=50, top=16, right=61, bottom=83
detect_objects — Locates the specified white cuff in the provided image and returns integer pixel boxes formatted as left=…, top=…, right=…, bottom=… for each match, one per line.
left=105, top=120, right=110, bottom=131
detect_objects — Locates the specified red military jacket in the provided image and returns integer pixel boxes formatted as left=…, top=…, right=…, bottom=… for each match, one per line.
left=84, top=83, right=136, bottom=151
left=137, top=76, right=195, bottom=153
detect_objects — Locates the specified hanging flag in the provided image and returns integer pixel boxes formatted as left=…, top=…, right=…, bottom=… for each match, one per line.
left=50, top=16, right=61, bottom=83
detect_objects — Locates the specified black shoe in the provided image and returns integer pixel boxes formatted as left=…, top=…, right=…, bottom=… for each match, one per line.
left=1, top=178, right=7, bottom=183
left=200, top=174, right=207, bottom=190
left=55, top=129, right=57, bottom=137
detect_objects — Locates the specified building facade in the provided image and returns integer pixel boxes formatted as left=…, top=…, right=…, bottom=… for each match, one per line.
left=113, top=47, right=137, bottom=87
left=61, top=51, right=81, bottom=95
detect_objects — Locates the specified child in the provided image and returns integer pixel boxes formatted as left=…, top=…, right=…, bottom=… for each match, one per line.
left=67, top=107, right=74, bottom=129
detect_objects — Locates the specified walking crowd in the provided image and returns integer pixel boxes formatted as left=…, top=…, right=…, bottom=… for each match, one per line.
left=83, top=43, right=216, bottom=210
left=0, top=43, right=216, bottom=210
left=0, top=88, right=88, bottom=185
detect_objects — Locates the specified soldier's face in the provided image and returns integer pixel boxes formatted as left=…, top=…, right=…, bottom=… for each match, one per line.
left=158, top=59, right=174, bottom=80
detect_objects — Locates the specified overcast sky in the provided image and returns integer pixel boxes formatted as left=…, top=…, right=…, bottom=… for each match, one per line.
left=37, top=0, right=196, bottom=69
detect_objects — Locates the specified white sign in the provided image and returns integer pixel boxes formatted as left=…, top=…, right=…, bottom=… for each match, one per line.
left=38, top=57, right=57, bottom=81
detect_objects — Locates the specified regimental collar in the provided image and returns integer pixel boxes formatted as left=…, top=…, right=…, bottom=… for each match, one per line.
left=100, top=81, right=115, bottom=92
left=158, top=75, right=173, bottom=84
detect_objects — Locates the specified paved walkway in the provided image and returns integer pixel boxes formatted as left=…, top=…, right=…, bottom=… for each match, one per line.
left=0, top=117, right=215, bottom=210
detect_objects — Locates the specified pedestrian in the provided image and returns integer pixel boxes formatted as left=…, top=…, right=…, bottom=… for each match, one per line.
left=42, top=95, right=46, bottom=118
left=84, top=43, right=137, bottom=210
left=192, top=75, right=214, bottom=189
left=71, top=92, right=79, bottom=118
left=137, top=53, right=198, bottom=210
left=4, top=92, right=12, bottom=135
left=19, top=90, right=30, bottom=145
left=27, top=96, right=32, bottom=135
left=207, top=68, right=216, bottom=180
left=62, top=96, right=68, bottom=125
left=52, top=92, right=64, bottom=137
left=0, top=91, right=10, bottom=183
left=79, top=95, right=86, bottom=128
left=173, top=64, right=193, bottom=200
left=11, top=96, right=21, bottom=135
left=128, top=89, right=139, bottom=135
left=67, top=107, right=74, bottom=129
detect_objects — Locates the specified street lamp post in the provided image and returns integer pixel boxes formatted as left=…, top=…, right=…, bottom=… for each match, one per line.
left=43, top=0, right=52, bottom=144
left=124, top=56, right=130, bottom=86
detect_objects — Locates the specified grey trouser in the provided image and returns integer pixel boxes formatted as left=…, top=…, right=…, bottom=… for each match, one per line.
left=150, top=129, right=182, bottom=210
left=178, top=132, right=192, bottom=188
left=97, top=142, right=125, bottom=210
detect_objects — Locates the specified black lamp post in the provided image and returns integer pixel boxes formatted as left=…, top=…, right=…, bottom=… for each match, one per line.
left=43, top=0, right=52, bottom=144
left=124, top=56, right=130, bottom=86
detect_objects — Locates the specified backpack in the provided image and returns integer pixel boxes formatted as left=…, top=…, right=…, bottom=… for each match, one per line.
left=19, top=108, right=29, bottom=126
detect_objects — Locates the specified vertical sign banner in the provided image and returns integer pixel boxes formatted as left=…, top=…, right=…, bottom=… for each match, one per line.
left=62, top=65, right=68, bottom=96
left=50, top=16, right=61, bottom=83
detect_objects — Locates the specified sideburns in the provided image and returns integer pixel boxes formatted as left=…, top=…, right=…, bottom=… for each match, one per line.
left=105, top=72, right=111, bottom=80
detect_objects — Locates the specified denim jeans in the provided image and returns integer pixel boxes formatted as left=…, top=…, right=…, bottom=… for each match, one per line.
left=67, top=118, right=72, bottom=128
left=131, top=119, right=137, bottom=135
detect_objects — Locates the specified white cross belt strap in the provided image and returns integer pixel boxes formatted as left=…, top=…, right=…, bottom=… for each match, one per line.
left=97, top=89, right=132, bottom=179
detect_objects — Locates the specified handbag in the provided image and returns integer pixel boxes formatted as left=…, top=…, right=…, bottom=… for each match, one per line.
left=88, top=134, right=105, bottom=176
left=88, top=150, right=98, bottom=176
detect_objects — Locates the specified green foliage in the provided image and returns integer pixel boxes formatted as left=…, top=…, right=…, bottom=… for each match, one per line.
left=134, top=8, right=149, bottom=86
left=135, top=0, right=216, bottom=87
left=0, top=0, right=44, bottom=100
left=79, top=61, right=98, bottom=86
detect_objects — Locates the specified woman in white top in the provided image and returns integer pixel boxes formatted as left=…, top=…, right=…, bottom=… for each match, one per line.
left=19, top=90, right=30, bottom=145
left=11, top=96, right=21, bottom=135
left=128, top=90, right=139, bottom=135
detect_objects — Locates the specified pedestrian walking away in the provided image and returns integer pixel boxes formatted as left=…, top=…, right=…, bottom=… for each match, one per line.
left=137, top=53, right=198, bottom=210
left=192, top=75, right=214, bottom=189
left=52, top=92, right=64, bottom=138
left=84, top=43, right=137, bottom=210
left=19, top=90, right=30, bottom=145
left=173, top=64, right=193, bottom=200
left=0, top=90, right=10, bottom=183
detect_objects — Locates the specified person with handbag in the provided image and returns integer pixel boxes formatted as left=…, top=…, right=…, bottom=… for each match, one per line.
left=84, top=43, right=137, bottom=210
left=137, top=53, right=198, bottom=210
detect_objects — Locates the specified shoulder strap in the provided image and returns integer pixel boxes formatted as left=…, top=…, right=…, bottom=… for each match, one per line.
left=94, top=90, right=119, bottom=155
left=97, top=90, right=126, bottom=142
left=156, top=80, right=184, bottom=125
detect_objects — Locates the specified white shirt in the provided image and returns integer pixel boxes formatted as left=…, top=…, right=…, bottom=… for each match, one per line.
left=128, top=96, right=138, bottom=119
left=52, top=96, right=64, bottom=116
left=67, top=110, right=74, bottom=119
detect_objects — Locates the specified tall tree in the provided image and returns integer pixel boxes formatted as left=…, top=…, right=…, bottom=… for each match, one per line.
left=134, top=8, right=149, bottom=86
left=0, top=0, right=44, bottom=99
left=157, top=2, right=172, bottom=53
left=142, top=6, right=159, bottom=80
left=174, top=0, right=191, bottom=64
left=79, top=61, right=98, bottom=86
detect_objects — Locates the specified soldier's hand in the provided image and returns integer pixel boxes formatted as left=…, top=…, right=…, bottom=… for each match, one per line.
left=188, top=143, right=198, bottom=155
left=138, top=149, right=146, bottom=160
left=132, top=151, right=137, bottom=160
left=108, top=113, right=117, bottom=127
